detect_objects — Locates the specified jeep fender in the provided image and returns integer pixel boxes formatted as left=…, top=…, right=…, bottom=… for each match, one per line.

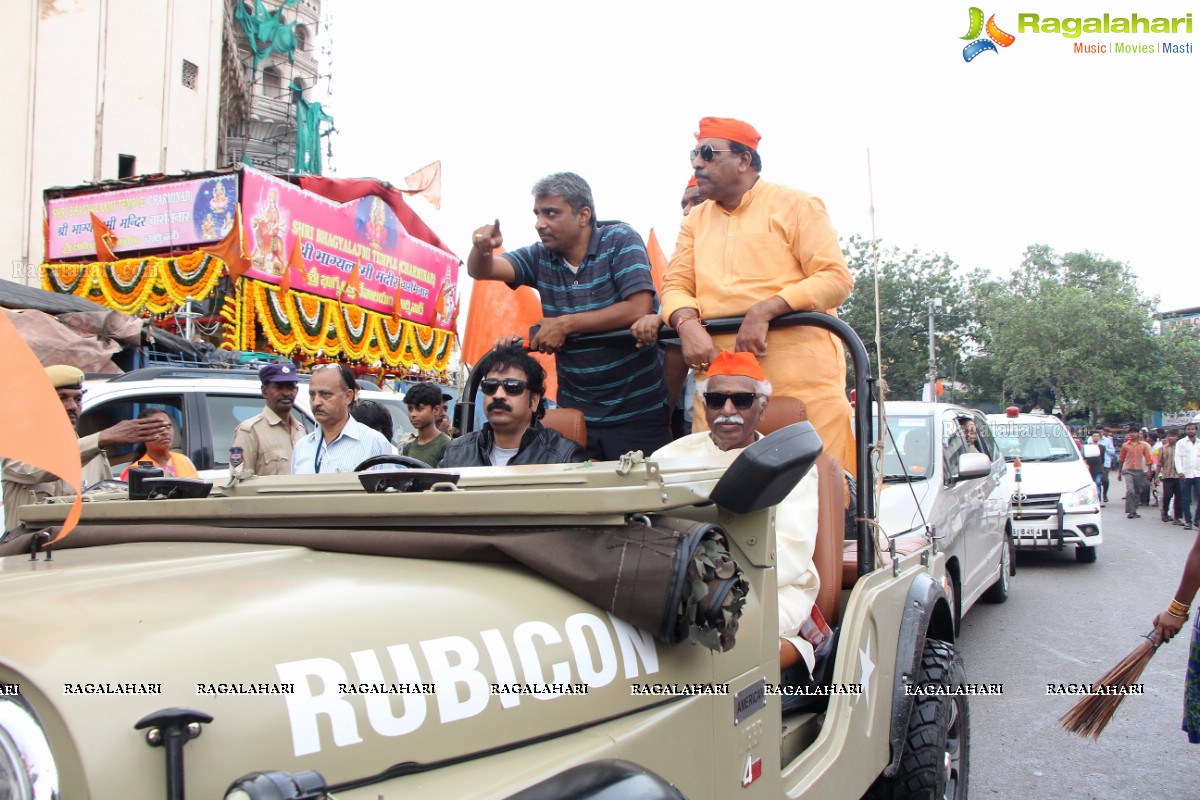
left=880, top=571, right=955, bottom=778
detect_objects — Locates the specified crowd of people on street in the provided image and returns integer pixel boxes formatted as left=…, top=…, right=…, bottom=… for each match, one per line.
left=1080, top=424, right=1200, bottom=527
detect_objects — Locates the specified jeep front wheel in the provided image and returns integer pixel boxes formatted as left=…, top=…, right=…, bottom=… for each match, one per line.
left=869, top=640, right=969, bottom=800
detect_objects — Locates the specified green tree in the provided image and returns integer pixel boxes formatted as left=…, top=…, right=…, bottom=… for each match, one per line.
left=1153, top=325, right=1200, bottom=414
left=973, top=245, right=1161, bottom=423
left=841, top=235, right=979, bottom=400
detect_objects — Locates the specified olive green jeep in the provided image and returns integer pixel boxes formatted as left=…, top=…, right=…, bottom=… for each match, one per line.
left=0, top=314, right=965, bottom=800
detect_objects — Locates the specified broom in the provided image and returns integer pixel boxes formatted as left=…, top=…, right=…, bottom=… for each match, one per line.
left=1058, top=630, right=1162, bottom=740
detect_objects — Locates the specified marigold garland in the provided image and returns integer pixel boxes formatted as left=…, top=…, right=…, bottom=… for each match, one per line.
left=42, top=256, right=453, bottom=375
left=240, top=279, right=453, bottom=373
left=333, top=303, right=372, bottom=361
left=220, top=290, right=252, bottom=352
left=42, top=264, right=90, bottom=297
left=41, top=252, right=225, bottom=315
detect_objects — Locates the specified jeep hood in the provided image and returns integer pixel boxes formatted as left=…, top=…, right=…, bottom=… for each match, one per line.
left=0, top=461, right=760, bottom=796
left=0, top=538, right=719, bottom=796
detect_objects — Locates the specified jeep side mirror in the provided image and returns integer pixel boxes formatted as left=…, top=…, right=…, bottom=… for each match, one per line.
left=710, top=422, right=823, bottom=514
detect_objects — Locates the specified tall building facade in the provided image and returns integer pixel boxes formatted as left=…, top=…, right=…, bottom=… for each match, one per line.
left=220, top=0, right=326, bottom=174
left=2, top=0, right=326, bottom=288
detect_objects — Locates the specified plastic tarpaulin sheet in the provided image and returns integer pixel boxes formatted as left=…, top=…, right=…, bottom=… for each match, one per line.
left=0, top=516, right=749, bottom=652
left=1, top=309, right=141, bottom=374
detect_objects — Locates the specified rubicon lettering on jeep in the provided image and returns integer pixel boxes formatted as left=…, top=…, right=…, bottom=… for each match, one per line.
left=275, top=612, right=659, bottom=756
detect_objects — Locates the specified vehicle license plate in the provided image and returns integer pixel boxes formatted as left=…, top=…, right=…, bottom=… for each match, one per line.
left=1014, top=526, right=1052, bottom=539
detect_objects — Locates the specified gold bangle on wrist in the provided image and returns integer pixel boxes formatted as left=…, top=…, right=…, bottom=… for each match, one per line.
left=1169, top=599, right=1191, bottom=617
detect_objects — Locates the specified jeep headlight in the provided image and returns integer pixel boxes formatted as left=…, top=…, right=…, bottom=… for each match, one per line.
left=225, top=770, right=327, bottom=800
left=1062, top=483, right=1098, bottom=510
left=0, top=697, right=59, bottom=800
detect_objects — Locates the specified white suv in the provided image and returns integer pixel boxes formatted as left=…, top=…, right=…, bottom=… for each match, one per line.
left=986, top=409, right=1103, bottom=563
left=79, top=367, right=417, bottom=480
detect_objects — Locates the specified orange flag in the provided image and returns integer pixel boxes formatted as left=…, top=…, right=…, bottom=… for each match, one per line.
left=199, top=206, right=251, bottom=280
left=280, top=236, right=305, bottom=295
left=340, top=259, right=362, bottom=304
left=89, top=213, right=117, bottom=262
left=403, top=161, right=443, bottom=210
left=460, top=252, right=557, bottom=401
left=646, top=228, right=669, bottom=296
left=0, top=311, right=83, bottom=544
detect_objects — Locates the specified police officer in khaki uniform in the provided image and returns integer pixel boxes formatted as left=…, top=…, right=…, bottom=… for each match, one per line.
left=3, top=365, right=169, bottom=533
left=231, top=363, right=305, bottom=476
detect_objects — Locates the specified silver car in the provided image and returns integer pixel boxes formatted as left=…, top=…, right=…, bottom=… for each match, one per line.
left=78, top=367, right=419, bottom=480
left=877, top=401, right=1014, bottom=627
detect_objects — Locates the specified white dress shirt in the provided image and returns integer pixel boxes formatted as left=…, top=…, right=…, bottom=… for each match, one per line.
left=1176, top=435, right=1200, bottom=479
left=291, top=415, right=395, bottom=474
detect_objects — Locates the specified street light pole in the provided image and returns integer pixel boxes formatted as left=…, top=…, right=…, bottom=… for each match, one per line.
left=927, top=297, right=942, bottom=400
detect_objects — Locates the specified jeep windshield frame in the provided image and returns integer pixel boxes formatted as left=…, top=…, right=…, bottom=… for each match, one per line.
left=453, top=311, right=877, bottom=578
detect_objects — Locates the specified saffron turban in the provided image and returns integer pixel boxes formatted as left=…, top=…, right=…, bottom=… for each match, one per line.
left=695, top=117, right=761, bottom=150
left=707, top=351, right=766, bottom=381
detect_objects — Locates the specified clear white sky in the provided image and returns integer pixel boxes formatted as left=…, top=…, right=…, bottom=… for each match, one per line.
left=325, top=0, right=1199, bottom=322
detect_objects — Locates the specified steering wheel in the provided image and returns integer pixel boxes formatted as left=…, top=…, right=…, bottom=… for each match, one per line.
left=353, top=454, right=430, bottom=471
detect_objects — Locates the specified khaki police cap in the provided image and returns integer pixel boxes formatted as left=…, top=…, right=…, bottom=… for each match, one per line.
left=45, top=364, right=84, bottom=389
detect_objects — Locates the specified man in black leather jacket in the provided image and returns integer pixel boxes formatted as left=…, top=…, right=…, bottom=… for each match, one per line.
left=439, top=346, right=586, bottom=468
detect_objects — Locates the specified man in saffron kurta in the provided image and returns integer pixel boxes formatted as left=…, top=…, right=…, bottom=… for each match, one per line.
left=659, top=117, right=856, bottom=475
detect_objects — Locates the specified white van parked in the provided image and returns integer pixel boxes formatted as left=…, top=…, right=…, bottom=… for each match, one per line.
left=986, top=408, right=1103, bottom=563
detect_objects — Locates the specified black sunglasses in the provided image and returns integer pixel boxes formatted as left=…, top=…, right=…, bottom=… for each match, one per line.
left=481, top=378, right=529, bottom=396
left=690, top=144, right=734, bottom=162
left=703, top=392, right=759, bottom=410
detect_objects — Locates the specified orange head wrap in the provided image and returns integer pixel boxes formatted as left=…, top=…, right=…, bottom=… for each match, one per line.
left=695, top=117, right=761, bottom=150
left=686, top=176, right=698, bottom=189
left=707, top=351, right=766, bottom=381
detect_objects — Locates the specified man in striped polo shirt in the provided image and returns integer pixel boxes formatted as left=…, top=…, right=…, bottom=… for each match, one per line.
left=468, top=172, right=670, bottom=460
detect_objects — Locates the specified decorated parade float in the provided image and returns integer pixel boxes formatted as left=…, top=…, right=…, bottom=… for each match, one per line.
left=39, top=165, right=460, bottom=383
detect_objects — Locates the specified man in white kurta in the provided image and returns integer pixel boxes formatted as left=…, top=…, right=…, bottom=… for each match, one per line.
left=652, top=350, right=820, bottom=672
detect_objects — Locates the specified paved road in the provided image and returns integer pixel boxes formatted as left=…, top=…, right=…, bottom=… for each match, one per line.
left=958, top=500, right=1200, bottom=798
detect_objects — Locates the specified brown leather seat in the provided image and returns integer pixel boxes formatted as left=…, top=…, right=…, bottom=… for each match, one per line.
left=541, top=408, right=587, bottom=449
left=757, top=396, right=844, bottom=625
left=842, top=536, right=924, bottom=589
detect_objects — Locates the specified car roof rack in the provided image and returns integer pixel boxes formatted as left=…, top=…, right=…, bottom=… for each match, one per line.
left=107, top=366, right=266, bottom=382
left=105, top=365, right=384, bottom=392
